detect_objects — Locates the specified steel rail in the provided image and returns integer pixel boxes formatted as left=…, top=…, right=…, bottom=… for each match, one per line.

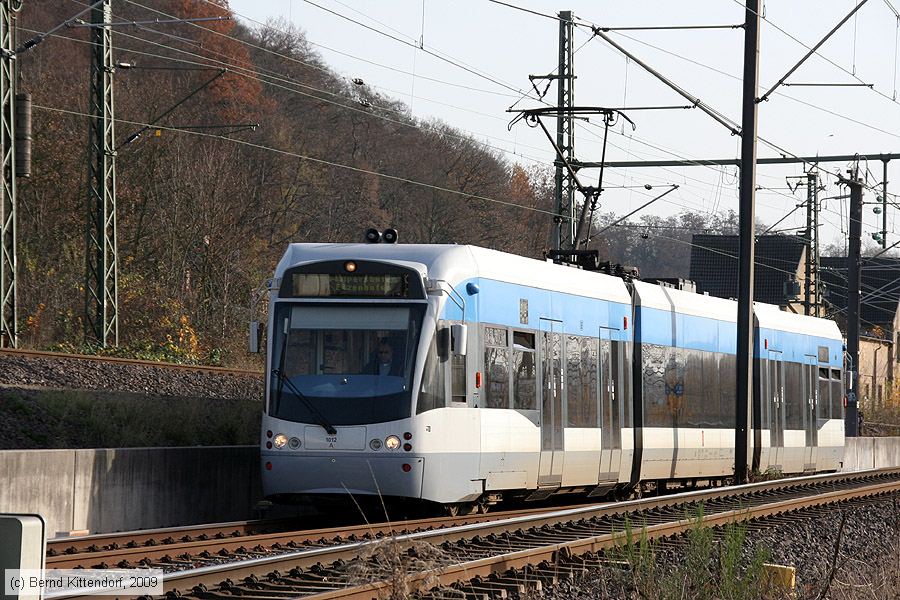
left=47, top=468, right=900, bottom=599
left=328, top=478, right=900, bottom=600
left=0, top=347, right=261, bottom=376
left=46, top=504, right=608, bottom=569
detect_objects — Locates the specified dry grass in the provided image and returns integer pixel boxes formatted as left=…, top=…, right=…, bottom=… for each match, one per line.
left=344, top=537, right=449, bottom=600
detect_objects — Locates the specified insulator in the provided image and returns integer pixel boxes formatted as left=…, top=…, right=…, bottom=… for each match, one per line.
left=15, top=92, right=31, bottom=178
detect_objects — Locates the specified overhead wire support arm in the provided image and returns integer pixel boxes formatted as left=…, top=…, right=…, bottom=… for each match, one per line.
left=594, top=23, right=744, bottom=31
left=757, top=0, right=869, bottom=103
left=782, top=82, right=874, bottom=87
left=510, top=105, right=641, bottom=249
left=6, top=0, right=104, bottom=56
left=68, top=16, right=232, bottom=27
left=520, top=112, right=591, bottom=199
left=117, top=68, right=226, bottom=150
left=590, top=28, right=742, bottom=135
left=588, top=185, right=680, bottom=240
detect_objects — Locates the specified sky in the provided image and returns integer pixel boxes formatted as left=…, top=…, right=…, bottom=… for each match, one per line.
left=228, top=0, right=900, bottom=252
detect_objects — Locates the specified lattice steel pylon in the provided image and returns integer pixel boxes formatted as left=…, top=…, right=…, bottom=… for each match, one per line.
left=85, top=0, right=118, bottom=347
left=552, top=10, right=576, bottom=252
left=0, top=0, right=21, bottom=348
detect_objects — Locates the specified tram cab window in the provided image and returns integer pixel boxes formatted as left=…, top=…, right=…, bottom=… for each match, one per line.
left=270, top=304, right=423, bottom=425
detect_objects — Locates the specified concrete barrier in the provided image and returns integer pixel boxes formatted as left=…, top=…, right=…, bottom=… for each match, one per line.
left=842, top=436, right=900, bottom=471
left=4, top=439, right=897, bottom=535
left=0, top=446, right=260, bottom=535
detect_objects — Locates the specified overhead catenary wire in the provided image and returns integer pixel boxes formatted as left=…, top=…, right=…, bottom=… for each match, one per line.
left=44, top=9, right=556, bottom=167
left=122, top=0, right=797, bottom=219
left=295, top=0, right=543, bottom=100
left=60, top=4, right=743, bottom=220
left=33, top=103, right=565, bottom=217
left=94, top=1, right=897, bottom=243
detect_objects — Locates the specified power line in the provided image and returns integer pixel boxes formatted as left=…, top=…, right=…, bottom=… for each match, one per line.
left=126, top=0, right=521, bottom=99
left=732, top=0, right=900, bottom=109
left=39, top=13, right=553, bottom=167
left=293, top=0, right=542, bottom=100
left=133, top=0, right=790, bottom=222
left=33, top=103, right=563, bottom=217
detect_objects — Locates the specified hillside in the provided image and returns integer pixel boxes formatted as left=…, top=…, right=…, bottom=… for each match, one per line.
left=15, top=1, right=552, bottom=363
left=14, top=1, right=726, bottom=364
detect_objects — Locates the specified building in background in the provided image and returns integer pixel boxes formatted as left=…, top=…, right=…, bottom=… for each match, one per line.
left=688, top=235, right=900, bottom=416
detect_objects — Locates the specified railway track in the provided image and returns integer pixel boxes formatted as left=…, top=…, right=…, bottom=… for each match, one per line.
left=0, top=347, right=261, bottom=377
left=48, top=467, right=900, bottom=599
left=46, top=503, right=605, bottom=570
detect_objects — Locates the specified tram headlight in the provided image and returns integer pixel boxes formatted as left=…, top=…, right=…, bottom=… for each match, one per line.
left=273, top=433, right=288, bottom=449
left=369, top=438, right=383, bottom=450
left=385, top=435, right=401, bottom=450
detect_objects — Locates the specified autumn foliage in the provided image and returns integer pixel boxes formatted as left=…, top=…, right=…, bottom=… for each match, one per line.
left=15, top=1, right=554, bottom=364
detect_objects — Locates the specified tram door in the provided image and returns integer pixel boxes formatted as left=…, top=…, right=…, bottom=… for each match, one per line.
left=767, top=351, right=785, bottom=469
left=538, top=318, right=564, bottom=486
left=802, top=354, right=818, bottom=470
left=598, top=329, right=621, bottom=482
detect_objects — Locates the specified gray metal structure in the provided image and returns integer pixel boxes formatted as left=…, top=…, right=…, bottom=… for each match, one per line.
left=881, top=159, right=888, bottom=249
left=85, top=0, right=118, bottom=347
left=846, top=176, right=862, bottom=437
left=553, top=10, right=575, bottom=251
left=734, top=0, right=760, bottom=484
left=804, top=171, right=821, bottom=316
left=0, top=0, right=20, bottom=348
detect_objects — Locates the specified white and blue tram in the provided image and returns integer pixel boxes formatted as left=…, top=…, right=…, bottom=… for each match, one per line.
left=258, top=242, right=844, bottom=511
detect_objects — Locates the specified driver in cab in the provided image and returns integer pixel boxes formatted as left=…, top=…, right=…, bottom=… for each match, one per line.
left=366, top=340, right=403, bottom=376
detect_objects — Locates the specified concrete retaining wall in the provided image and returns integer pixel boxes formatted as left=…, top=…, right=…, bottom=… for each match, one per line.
left=3, top=439, right=898, bottom=535
left=842, top=436, right=900, bottom=471
left=0, top=446, right=260, bottom=536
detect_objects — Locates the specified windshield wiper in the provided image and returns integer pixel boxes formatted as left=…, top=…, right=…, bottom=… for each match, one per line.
left=272, top=368, right=338, bottom=435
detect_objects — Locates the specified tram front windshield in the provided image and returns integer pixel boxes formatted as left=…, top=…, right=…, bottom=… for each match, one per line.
left=269, top=304, right=423, bottom=425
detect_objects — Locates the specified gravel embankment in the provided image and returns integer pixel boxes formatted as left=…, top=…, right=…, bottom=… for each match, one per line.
left=0, top=352, right=263, bottom=400
left=528, top=499, right=899, bottom=600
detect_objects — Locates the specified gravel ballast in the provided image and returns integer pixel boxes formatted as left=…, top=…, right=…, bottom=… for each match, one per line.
left=524, top=498, right=900, bottom=600
left=0, top=352, right=263, bottom=400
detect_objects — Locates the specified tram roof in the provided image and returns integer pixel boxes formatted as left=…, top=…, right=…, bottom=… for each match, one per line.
left=634, top=279, right=841, bottom=340
left=277, top=243, right=632, bottom=304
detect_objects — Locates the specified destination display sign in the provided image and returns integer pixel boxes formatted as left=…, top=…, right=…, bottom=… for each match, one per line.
left=290, top=273, right=409, bottom=298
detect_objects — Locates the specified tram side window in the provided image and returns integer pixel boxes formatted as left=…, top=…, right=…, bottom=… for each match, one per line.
left=695, top=350, right=719, bottom=428
left=641, top=343, right=672, bottom=428
left=417, top=333, right=445, bottom=414
left=622, top=342, right=632, bottom=425
left=612, top=340, right=630, bottom=427
left=784, top=362, right=803, bottom=430
left=451, top=354, right=466, bottom=403
left=818, top=367, right=831, bottom=421
left=830, top=368, right=843, bottom=420
left=718, top=353, right=736, bottom=425
left=682, top=349, right=704, bottom=427
left=484, top=326, right=510, bottom=408
left=583, top=337, right=599, bottom=426
left=600, top=338, right=613, bottom=432
left=566, top=335, right=598, bottom=427
left=512, top=331, right=537, bottom=410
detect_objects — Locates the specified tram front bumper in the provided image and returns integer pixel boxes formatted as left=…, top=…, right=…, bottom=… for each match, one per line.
left=262, top=453, right=425, bottom=498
